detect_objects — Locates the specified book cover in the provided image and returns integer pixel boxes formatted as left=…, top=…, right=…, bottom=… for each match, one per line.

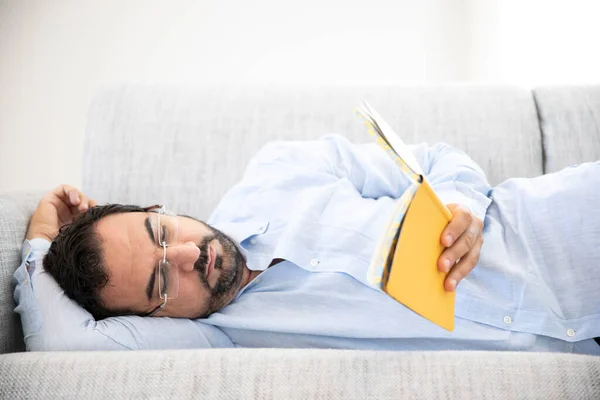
left=358, top=102, right=455, bottom=332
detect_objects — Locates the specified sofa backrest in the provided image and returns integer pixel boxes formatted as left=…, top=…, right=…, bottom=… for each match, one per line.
left=533, top=85, right=600, bottom=173
left=82, top=85, right=545, bottom=220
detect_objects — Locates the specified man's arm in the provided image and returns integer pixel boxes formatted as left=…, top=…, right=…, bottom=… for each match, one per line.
left=26, top=184, right=97, bottom=241
left=409, top=141, right=490, bottom=291
left=16, top=185, right=234, bottom=351
left=244, top=134, right=491, bottom=291
left=414, top=141, right=492, bottom=221
left=245, top=135, right=491, bottom=209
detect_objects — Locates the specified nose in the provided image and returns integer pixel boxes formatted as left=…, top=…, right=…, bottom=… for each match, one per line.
left=167, top=241, right=200, bottom=272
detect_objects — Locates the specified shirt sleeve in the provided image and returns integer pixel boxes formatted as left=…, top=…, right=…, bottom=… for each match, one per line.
left=244, top=134, right=492, bottom=221
left=410, top=141, right=493, bottom=222
left=13, top=238, right=233, bottom=351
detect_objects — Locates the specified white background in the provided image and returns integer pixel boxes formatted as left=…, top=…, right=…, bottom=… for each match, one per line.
left=1, top=0, right=599, bottom=191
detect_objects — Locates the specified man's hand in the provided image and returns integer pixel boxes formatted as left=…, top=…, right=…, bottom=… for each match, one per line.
left=26, top=185, right=97, bottom=242
left=438, top=204, right=484, bottom=292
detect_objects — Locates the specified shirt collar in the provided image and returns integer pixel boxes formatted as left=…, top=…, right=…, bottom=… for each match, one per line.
left=211, top=220, right=269, bottom=262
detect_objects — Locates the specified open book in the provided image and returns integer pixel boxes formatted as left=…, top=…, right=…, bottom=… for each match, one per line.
left=356, top=102, right=455, bottom=332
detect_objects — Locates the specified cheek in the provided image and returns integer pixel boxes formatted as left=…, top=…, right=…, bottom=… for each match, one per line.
left=166, top=276, right=205, bottom=318
left=178, top=272, right=206, bottom=301
left=178, top=220, right=206, bottom=242
left=211, top=240, right=225, bottom=255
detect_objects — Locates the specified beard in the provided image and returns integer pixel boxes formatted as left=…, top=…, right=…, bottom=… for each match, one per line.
left=193, top=224, right=246, bottom=317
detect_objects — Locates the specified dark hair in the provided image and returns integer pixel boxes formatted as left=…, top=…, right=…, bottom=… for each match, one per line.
left=43, top=204, right=148, bottom=320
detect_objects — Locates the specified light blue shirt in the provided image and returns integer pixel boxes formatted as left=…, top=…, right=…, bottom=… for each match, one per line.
left=15, top=134, right=600, bottom=354
left=205, top=134, right=600, bottom=355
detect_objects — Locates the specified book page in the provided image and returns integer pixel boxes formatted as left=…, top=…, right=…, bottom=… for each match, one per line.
left=356, top=101, right=424, bottom=180
left=366, top=182, right=418, bottom=290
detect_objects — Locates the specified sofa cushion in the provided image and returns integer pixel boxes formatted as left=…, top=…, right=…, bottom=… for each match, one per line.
left=1, top=348, right=599, bottom=398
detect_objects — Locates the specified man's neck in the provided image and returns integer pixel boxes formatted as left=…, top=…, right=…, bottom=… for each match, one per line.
left=247, top=269, right=262, bottom=283
left=241, top=258, right=285, bottom=288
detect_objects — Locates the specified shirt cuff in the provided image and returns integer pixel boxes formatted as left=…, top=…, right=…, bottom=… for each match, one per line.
left=437, top=185, right=491, bottom=222
left=22, top=238, right=52, bottom=265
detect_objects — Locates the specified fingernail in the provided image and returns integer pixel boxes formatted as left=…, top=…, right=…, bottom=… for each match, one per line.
left=448, top=278, right=457, bottom=291
left=445, top=234, right=453, bottom=245
left=443, top=259, right=451, bottom=272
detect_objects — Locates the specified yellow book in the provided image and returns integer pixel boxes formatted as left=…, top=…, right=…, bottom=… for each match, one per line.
left=357, top=102, right=455, bottom=332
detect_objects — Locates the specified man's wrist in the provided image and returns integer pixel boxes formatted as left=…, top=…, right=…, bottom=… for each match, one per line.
left=25, top=230, right=53, bottom=242
left=25, top=220, right=56, bottom=242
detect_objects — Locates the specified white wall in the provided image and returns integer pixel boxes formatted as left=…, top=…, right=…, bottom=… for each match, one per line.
left=468, top=0, right=600, bottom=84
left=1, top=0, right=599, bottom=192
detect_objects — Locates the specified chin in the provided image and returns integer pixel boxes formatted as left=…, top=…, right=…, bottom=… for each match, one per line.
left=189, top=310, right=207, bottom=319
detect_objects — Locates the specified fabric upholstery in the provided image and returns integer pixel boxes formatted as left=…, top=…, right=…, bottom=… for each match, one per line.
left=1, top=349, right=599, bottom=399
left=533, top=85, right=600, bottom=173
left=83, top=85, right=543, bottom=220
left=0, top=191, right=44, bottom=354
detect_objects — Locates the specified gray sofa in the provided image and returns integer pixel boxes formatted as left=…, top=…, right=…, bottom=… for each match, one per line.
left=1, top=85, right=599, bottom=398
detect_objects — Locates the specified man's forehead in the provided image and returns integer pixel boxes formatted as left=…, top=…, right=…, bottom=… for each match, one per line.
left=96, top=214, right=136, bottom=271
left=96, top=211, right=147, bottom=231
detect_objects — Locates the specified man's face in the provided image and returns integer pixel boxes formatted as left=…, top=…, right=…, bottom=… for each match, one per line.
left=95, top=211, right=247, bottom=319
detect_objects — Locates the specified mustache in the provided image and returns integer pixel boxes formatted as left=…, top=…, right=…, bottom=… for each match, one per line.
left=194, top=235, right=217, bottom=273
left=194, top=252, right=207, bottom=272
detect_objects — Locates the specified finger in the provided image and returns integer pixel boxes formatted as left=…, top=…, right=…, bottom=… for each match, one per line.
left=54, top=196, right=76, bottom=225
left=70, top=190, right=81, bottom=206
left=76, top=192, right=91, bottom=212
left=56, top=185, right=80, bottom=206
left=441, top=204, right=472, bottom=247
left=56, top=185, right=93, bottom=215
left=444, top=236, right=483, bottom=292
left=438, top=225, right=481, bottom=273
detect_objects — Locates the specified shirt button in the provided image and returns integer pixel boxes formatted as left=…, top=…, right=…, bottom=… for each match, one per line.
left=503, top=316, right=512, bottom=325
left=310, top=259, right=319, bottom=266
left=250, top=238, right=257, bottom=245
left=566, top=328, right=576, bottom=337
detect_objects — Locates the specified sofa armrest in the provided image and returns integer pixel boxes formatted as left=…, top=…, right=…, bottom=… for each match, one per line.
left=0, top=190, right=46, bottom=354
left=1, top=349, right=599, bottom=398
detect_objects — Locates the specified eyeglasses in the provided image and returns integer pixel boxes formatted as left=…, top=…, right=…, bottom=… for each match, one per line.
left=144, top=205, right=179, bottom=317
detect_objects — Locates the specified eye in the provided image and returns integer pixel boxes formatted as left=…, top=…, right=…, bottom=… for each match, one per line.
left=160, top=225, right=168, bottom=245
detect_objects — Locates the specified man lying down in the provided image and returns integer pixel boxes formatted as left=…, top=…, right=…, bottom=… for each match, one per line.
left=15, top=135, right=600, bottom=354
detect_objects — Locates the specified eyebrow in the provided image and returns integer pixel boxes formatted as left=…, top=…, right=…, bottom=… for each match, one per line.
left=144, top=216, right=157, bottom=301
